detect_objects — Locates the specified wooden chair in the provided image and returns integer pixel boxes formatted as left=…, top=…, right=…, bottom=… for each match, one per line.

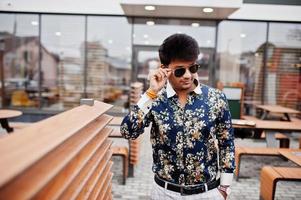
left=112, top=146, right=129, bottom=185
left=260, top=166, right=301, bottom=200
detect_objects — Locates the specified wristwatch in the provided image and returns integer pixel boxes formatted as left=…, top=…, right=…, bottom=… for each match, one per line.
left=218, top=185, right=231, bottom=195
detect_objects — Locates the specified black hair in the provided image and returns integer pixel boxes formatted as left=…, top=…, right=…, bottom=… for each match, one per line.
left=158, top=33, right=200, bottom=66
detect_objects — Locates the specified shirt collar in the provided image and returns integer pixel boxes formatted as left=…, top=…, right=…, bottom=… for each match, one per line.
left=166, top=79, right=202, bottom=98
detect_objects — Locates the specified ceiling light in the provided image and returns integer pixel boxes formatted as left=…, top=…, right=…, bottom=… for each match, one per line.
left=146, top=21, right=155, bottom=26
left=108, top=39, right=113, bottom=44
left=143, top=34, right=149, bottom=38
left=144, top=41, right=149, bottom=45
left=31, top=21, right=39, bottom=26
left=55, top=32, right=61, bottom=36
left=191, top=23, right=200, bottom=27
left=203, top=7, right=214, bottom=13
left=144, top=5, right=156, bottom=11
left=240, top=33, right=246, bottom=38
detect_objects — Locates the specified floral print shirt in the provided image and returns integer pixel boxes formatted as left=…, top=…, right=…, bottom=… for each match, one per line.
left=120, top=81, right=235, bottom=186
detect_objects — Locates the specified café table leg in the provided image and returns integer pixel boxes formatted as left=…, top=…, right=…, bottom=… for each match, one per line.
left=260, top=110, right=269, bottom=120
left=283, top=113, right=291, bottom=121
left=0, top=118, right=14, bottom=133
left=265, top=131, right=278, bottom=148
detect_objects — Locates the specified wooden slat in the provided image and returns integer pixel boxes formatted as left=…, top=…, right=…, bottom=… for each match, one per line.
left=33, top=128, right=113, bottom=200
left=87, top=161, right=113, bottom=200
left=106, top=183, right=112, bottom=200
left=279, top=149, right=301, bottom=166
left=244, top=147, right=279, bottom=155
left=0, top=101, right=112, bottom=187
left=274, top=167, right=301, bottom=179
left=10, top=122, right=33, bottom=130
left=0, top=115, right=112, bottom=200
left=97, top=172, right=113, bottom=200
left=108, top=117, right=123, bottom=126
left=74, top=150, right=112, bottom=200
left=60, top=144, right=113, bottom=200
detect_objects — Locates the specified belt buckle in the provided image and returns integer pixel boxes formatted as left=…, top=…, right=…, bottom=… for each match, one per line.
left=180, top=184, right=206, bottom=196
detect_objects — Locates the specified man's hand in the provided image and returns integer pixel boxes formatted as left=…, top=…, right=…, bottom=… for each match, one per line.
left=218, top=185, right=230, bottom=200
left=149, top=68, right=172, bottom=93
left=218, top=188, right=227, bottom=200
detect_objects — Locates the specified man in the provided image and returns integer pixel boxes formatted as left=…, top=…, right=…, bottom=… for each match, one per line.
left=120, top=34, right=235, bottom=199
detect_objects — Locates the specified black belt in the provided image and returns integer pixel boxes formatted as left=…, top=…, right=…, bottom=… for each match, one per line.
left=154, top=175, right=220, bottom=196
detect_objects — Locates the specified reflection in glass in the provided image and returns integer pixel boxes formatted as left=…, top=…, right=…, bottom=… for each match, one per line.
left=87, top=16, right=132, bottom=114
left=217, top=21, right=267, bottom=114
left=41, top=15, right=85, bottom=110
left=0, top=13, right=39, bottom=108
left=267, top=23, right=301, bottom=111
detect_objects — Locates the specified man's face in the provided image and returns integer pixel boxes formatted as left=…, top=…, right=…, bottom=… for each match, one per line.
left=167, top=59, right=198, bottom=91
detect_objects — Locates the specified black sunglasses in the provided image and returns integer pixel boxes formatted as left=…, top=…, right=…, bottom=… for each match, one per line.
left=173, top=64, right=199, bottom=77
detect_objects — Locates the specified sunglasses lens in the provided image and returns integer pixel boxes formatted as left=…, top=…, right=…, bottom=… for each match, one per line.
left=174, top=68, right=186, bottom=77
left=189, top=64, right=199, bottom=73
left=173, top=64, right=199, bottom=77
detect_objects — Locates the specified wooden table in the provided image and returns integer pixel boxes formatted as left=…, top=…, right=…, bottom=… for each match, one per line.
left=233, top=116, right=301, bottom=147
left=279, top=149, right=301, bottom=166
left=0, top=109, right=22, bottom=133
left=256, top=105, right=300, bottom=121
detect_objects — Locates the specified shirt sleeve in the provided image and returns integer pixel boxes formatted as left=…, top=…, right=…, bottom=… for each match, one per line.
left=216, top=92, right=235, bottom=186
left=120, top=93, right=154, bottom=140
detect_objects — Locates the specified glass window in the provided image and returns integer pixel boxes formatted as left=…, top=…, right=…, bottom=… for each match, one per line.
left=133, top=18, right=216, bottom=87
left=0, top=13, right=39, bottom=108
left=217, top=21, right=267, bottom=114
left=267, top=23, right=301, bottom=111
left=41, top=15, right=85, bottom=110
left=87, top=16, right=132, bottom=114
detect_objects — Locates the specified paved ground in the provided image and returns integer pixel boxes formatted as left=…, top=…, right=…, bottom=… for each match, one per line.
left=111, top=129, right=301, bottom=200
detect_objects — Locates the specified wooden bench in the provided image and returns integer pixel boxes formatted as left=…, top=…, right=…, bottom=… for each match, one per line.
left=0, top=100, right=114, bottom=200
left=112, top=146, right=129, bottom=185
left=235, top=147, right=280, bottom=180
left=261, top=132, right=290, bottom=148
left=260, top=166, right=301, bottom=200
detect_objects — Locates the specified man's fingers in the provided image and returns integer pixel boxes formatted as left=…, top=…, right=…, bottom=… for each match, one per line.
left=159, top=68, right=168, bottom=78
left=157, top=70, right=166, bottom=80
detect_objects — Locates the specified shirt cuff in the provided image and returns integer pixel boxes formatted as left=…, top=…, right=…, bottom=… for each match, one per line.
left=137, top=93, right=154, bottom=114
left=220, top=173, right=233, bottom=186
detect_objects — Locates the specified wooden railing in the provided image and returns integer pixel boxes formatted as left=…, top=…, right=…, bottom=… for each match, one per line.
left=0, top=100, right=114, bottom=200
